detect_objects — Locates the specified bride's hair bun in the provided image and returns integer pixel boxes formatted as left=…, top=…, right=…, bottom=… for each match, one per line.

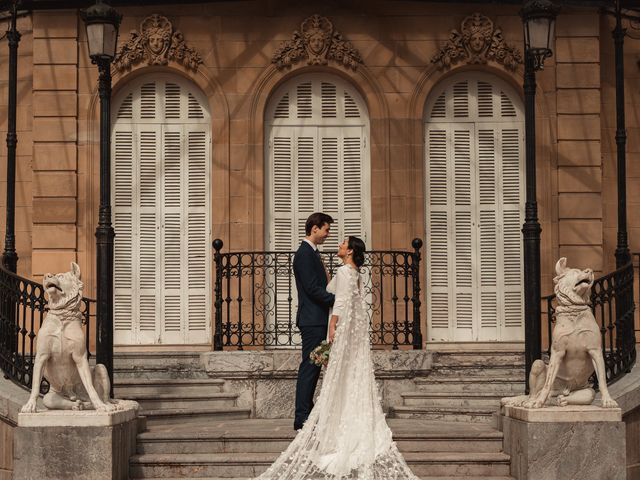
left=348, top=236, right=366, bottom=269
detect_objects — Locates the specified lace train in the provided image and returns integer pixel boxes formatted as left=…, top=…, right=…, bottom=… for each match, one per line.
left=256, top=266, right=418, bottom=480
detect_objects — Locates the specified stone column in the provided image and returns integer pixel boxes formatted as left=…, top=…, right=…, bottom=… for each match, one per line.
left=13, top=402, right=139, bottom=480
left=502, top=405, right=625, bottom=480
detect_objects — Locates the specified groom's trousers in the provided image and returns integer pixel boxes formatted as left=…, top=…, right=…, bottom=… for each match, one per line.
left=294, top=325, right=327, bottom=430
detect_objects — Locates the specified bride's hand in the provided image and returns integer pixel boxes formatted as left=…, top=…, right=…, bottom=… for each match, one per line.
left=328, top=325, right=336, bottom=343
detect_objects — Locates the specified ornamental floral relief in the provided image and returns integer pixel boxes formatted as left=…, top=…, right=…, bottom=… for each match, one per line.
left=431, top=13, right=522, bottom=71
left=114, top=14, right=203, bottom=72
left=272, top=14, right=363, bottom=70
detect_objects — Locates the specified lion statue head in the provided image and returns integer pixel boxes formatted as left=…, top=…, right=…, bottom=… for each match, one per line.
left=43, top=262, right=84, bottom=311
left=553, top=257, right=594, bottom=307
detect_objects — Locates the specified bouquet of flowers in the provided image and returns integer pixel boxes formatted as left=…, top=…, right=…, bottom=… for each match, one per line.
left=309, top=340, right=331, bottom=367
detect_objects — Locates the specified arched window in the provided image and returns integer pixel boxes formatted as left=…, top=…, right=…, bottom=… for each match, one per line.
left=112, top=74, right=211, bottom=345
left=264, top=73, right=371, bottom=345
left=265, top=73, right=371, bottom=252
left=424, top=72, right=524, bottom=342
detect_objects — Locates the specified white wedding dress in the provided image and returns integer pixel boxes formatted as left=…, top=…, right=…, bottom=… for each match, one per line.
left=257, top=264, right=419, bottom=480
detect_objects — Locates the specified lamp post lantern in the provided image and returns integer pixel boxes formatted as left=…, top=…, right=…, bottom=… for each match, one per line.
left=520, top=0, right=559, bottom=392
left=81, top=0, right=122, bottom=394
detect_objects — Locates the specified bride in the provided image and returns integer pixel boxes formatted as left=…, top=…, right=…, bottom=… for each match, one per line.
left=257, top=236, right=418, bottom=479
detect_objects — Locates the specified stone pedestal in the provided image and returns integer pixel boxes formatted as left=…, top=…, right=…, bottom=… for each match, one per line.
left=13, top=400, right=139, bottom=480
left=502, top=405, right=626, bottom=480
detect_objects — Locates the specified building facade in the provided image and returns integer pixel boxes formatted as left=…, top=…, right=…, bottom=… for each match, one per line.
left=1, top=1, right=639, bottom=349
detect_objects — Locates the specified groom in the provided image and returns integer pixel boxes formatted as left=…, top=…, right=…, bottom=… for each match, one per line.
left=292, top=212, right=335, bottom=430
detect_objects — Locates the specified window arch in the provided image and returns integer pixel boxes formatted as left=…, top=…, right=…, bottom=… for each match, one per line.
left=265, top=73, right=371, bottom=252
left=264, top=73, right=371, bottom=345
left=424, top=72, right=524, bottom=342
left=111, top=74, right=211, bottom=345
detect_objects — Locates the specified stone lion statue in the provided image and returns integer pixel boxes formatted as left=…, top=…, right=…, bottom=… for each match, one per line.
left=502, top=258, right=618, bottom=409
left=21, top=263, right=117, bottom=413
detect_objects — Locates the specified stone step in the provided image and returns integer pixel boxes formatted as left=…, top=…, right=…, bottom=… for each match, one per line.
left=415, top=377, right=525, bottom=395
left=137, top=423, right=504, bottom=455
left=134, top=477, right=515, bottom=480
left=431, top=352, right=524, bottom=367
left=142, top=407, right=252, bottom=427
left=126, top=392, right=238, bottom=411
left=115, top=378, right=226, bottom=397
left=114, top=352, right=208, bottom=379
left=430, top=366, right=524, bottom=377
left=390, top=405, right=497, bottom=424
left=401, top=392, right=503, bottom=409
left=129, top=452, right=511, bottom=478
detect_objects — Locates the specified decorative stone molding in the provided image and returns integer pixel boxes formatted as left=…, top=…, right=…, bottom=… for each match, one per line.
left=272, top=14, right=363, bottom=70
left=114, top=14, right=203, bottom=72
left=431, top=13, right=522, bottom=71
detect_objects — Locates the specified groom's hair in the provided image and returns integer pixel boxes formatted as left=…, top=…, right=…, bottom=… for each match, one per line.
left=305, top=213, right=334, bottom=235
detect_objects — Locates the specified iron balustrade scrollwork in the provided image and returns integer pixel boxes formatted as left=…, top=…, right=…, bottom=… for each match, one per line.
left=213, top=239, right=424, bottom=350
left=543, top=260, right=636, bottom=387
left=0, top=257, right=96, bottom=392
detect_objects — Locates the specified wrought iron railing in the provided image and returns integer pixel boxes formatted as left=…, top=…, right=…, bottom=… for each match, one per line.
left=0, top=257, right=95, bottom=392
left=213, top=239, right=424, bottom=350
left=543, top=260, right=636, bottom=386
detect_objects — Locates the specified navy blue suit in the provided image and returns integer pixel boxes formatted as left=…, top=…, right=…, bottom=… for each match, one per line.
left=293, top=241, right=335, bottom=429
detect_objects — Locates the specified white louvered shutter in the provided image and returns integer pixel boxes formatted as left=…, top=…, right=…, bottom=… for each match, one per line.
left=452, top=126, right=475, bottom=341
left=113, top=129, right=134, bottom=344
left=498, top=126, right=524, bottom=340
left=425, top=74, right=524, bottom=342
left=112, top=76, right=210, bottom=345
left=266, top=75, right=370, bottom=347
left=425, top=127, right=449, bottom=341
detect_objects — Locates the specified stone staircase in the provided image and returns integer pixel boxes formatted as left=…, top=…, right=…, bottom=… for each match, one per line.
left=113, top=353, right=251, bottom=428
left=116, top=351, right=516, bottom=479
left=128, top=418, right=513, bottom=479
left=391, top=351, right=525, bottom=424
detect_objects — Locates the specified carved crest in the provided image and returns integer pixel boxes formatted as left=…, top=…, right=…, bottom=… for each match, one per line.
left=272, top=14, right=363, bottom=70
left=431, top=13, right=522, bottom=71
left=114, top=14, right=203, bottom=72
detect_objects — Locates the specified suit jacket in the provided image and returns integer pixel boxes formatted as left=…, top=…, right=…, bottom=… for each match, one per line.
left=293, top=241, right=335, bottom=328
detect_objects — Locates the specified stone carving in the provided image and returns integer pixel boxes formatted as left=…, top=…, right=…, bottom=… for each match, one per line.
left=114, top=14, right=203, bottom=72
left=502, top=258, right=619, bottom=409
left=431, top=12, right=522, bottom=71
left=21, top=263, right=118, bottom=413
left=272, top=14, right=363, bottom=70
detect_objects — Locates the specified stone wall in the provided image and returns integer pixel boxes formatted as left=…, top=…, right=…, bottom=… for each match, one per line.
left=31, top=11, right=79, bottom=283
left=555, top=11, right=604, bottom=276
left=201, top=349, right=432, bottom=418
left=2, top=2, right=639, bottom=345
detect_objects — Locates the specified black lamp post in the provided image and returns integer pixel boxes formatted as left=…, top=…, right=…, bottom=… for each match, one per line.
left=520, top=0, right=558, bottom=392
left=3, top=0, right=21, bottom=274
left=612, top=0, right=631, bottom=269
left=81, top=0, right=122, bottom=394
